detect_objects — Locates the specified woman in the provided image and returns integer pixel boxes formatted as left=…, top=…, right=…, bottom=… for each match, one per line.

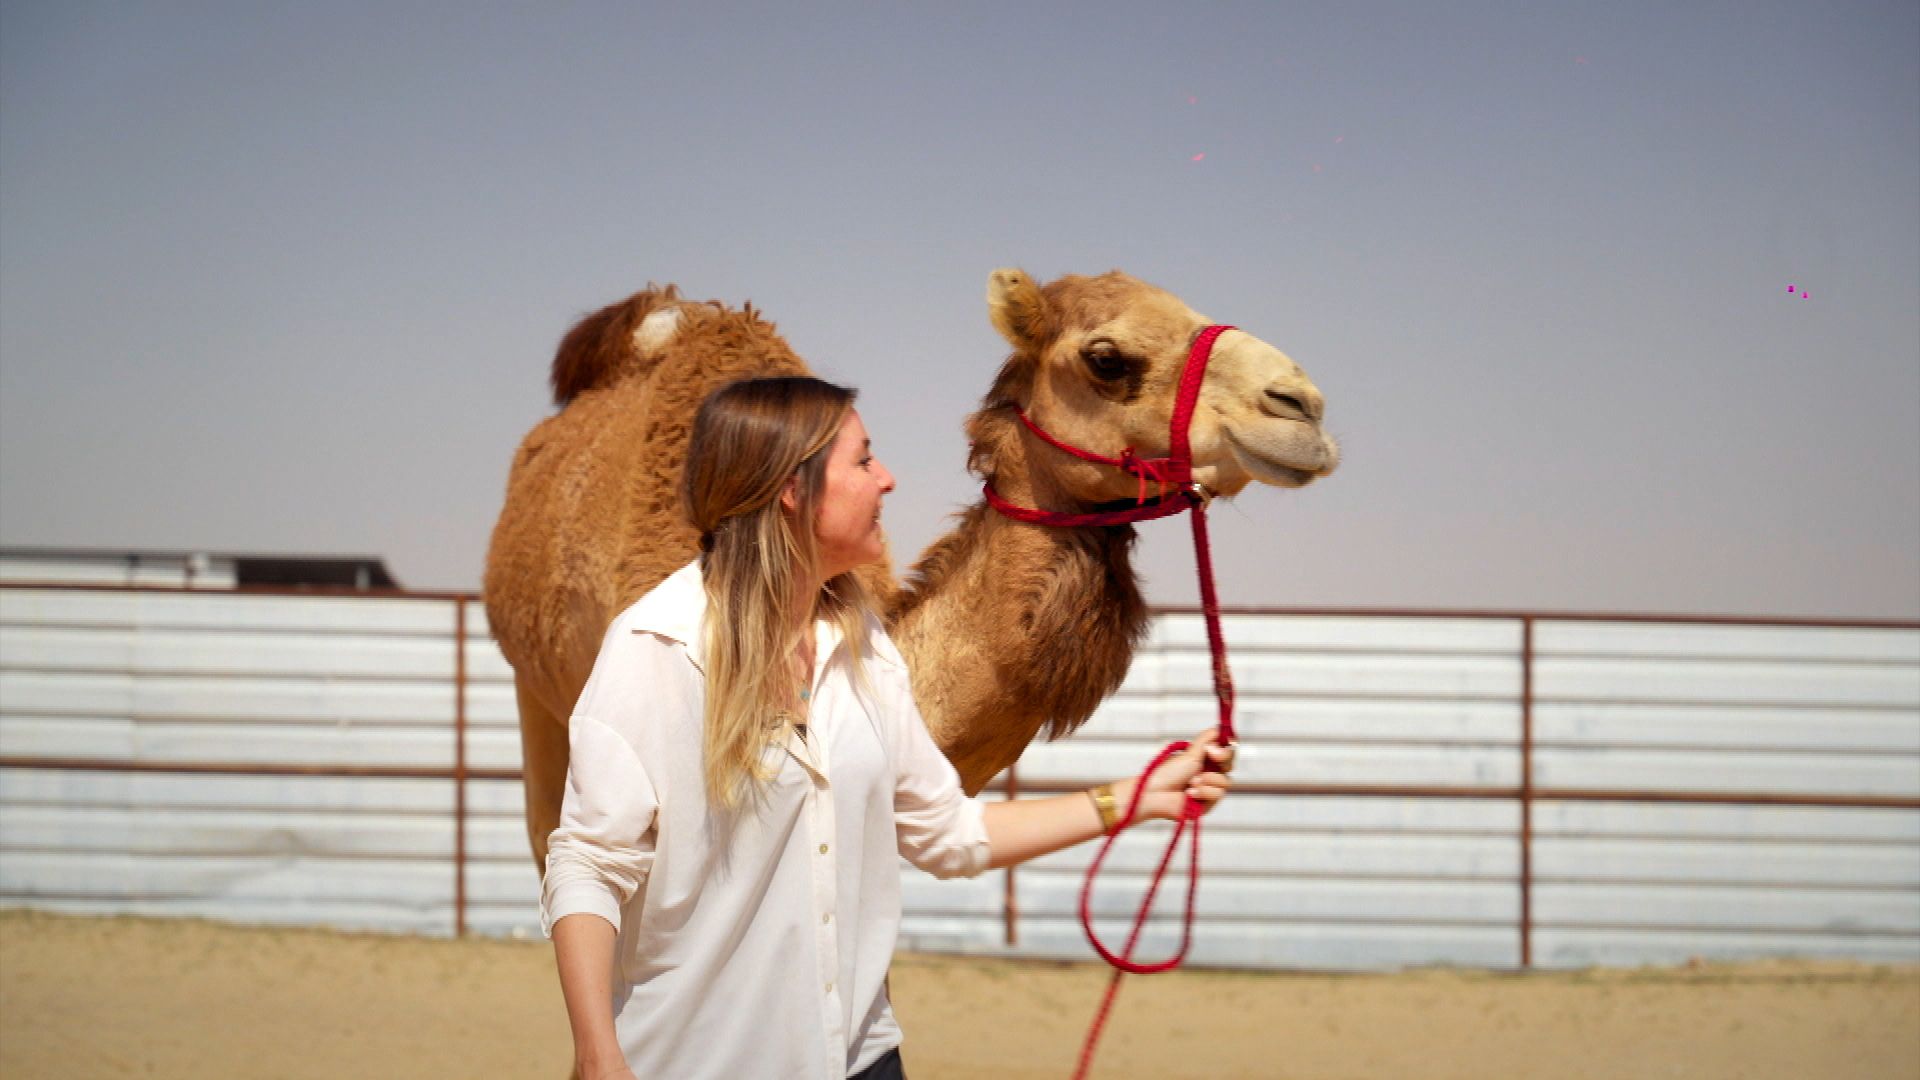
left=544, top=376, right=1233, bottom=1080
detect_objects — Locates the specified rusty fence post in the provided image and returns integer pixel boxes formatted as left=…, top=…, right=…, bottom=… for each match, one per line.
left=1520, top=615, right=1535, bottom=970
left=455, top=596, right=469, bottom=938
left=1004, top=761, right=1019, bottom=946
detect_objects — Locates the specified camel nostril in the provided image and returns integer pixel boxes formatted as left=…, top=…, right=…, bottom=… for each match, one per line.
left=1265, top=390, right=1308, bottom=417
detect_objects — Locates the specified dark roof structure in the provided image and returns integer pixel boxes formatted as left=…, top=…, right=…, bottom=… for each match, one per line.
left=232, top=555, right=397, bottom=589
left=0, top=547, right=400, bottom=589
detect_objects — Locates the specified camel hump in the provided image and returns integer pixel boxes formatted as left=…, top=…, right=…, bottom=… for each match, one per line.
left=549, top=284, right=687, bottom=406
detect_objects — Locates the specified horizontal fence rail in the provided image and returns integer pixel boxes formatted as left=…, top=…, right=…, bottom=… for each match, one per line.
left=2, top=580, right=1915, bottom=970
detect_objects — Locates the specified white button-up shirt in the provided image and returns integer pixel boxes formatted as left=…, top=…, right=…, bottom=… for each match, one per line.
left=541, top=561, right=992, bottom=1079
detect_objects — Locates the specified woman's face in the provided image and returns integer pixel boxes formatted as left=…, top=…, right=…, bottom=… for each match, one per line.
left=810, top=410, right=895, bottom=581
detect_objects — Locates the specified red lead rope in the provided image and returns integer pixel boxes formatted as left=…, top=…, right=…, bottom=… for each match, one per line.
left=980, top=325, right=1239, bottom=1079
left=1070, top=499, right=1234, bottom=1080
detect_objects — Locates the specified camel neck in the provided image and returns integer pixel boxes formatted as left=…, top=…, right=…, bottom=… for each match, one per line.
left=886, top=475, right=1148, bottom=788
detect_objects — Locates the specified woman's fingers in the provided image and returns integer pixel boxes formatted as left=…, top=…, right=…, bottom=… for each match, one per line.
left=1143, top=732, right=1237, bottom=818
left=1182, top=783, right=1228, bottom=815
left=1168, top=731, right=1219, bottom=776
left=1186, top=771, right=1230, bottom=791
left=1156, top=738, right=1214, bottom=790
left=1185, top=728, right=1234, bottom=777
left=1184, top=771, right=1231, bottom=801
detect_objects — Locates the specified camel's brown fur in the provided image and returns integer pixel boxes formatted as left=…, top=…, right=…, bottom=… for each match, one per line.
left=486, top=269, right=1339, bottom=868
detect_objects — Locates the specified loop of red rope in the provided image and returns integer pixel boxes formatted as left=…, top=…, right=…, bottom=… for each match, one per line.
left=1075, top=741, right=1206, bottom=974
left=1071, top=741, right=1211, bottom=1080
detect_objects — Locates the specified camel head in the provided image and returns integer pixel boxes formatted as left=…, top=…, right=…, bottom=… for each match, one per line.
left=969, top=269, right=1339, bottom=505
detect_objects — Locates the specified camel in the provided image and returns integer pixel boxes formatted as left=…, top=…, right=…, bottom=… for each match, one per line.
left=484, top=269, right=1339, bottom=868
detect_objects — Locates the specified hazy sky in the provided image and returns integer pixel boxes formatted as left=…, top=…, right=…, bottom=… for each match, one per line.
left=2, top=2, right=1916, bottom=618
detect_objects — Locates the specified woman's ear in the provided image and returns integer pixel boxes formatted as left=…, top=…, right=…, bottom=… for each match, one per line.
left=779, top=476, right=800, bottom=515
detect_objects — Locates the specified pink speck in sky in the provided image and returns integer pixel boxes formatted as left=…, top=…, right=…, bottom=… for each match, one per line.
left=1192, top=153, right=1206, bottom=162
left=1335, top=135, right=1345, bottom=144
left=1312, top=162, right=1323, bottom=173
left=1575, top=56, right=1590, bottom=65
left=1788, top=285, right=1796, bottom=292
left=1187, top=95, right=1198, bottom=105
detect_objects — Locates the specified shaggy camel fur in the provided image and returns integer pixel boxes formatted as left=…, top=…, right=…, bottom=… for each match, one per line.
left=484, top=270, right=1339, bottom=867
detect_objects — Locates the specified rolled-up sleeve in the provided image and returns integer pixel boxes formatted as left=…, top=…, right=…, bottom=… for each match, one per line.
left=541, top=712, right=659, bottom=934
left=891, top=687, right=991, bottom=880
left=540, top=624, right=680, bottom=937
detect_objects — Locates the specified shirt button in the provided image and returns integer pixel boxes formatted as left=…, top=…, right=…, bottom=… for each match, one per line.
left=822, top=912, right=832, bottom=924
left=818, top=843, right=829, bottom=854
left=825, top=982, right=834, bottom=993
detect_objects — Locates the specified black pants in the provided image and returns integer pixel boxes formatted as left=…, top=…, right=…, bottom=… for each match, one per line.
left=849, top=1046, right=904, bottom=1080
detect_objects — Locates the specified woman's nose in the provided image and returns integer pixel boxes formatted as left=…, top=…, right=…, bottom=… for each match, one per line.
left=878, top=461, right=896, bottom=493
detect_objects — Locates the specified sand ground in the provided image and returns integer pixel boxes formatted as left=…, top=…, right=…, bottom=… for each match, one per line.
left=2, top=910, right=1915, bottom=1079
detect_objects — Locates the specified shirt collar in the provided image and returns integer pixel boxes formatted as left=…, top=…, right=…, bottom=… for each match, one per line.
left=626, top=560, right=711, bottom=666
left=629, top=559, right=874, bottom=674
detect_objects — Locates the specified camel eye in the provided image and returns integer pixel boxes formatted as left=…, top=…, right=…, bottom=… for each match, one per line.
left=1081, top=343, right=1128, bottom=381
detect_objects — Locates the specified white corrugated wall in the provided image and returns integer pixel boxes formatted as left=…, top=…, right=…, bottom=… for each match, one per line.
left=1, top=585, right=1914, bottom=970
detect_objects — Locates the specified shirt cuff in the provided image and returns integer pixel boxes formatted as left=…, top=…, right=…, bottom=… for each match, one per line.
left=956, top=797, right=993, bottom=878
left=915, top=796, right=991, bottom=880
left=540, top=866, right=627, bottom=937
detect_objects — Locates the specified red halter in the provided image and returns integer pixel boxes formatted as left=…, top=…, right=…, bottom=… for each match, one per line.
left=981, top=323, right=1234, bottom=529
left=981, top=324, right=1242, bottom=1080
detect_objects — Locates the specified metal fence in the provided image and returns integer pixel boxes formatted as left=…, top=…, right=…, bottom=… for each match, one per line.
left=2, top=580, right=1915, bottom=970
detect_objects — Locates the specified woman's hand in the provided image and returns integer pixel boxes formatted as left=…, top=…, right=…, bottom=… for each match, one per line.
left=982, top=728, right=1237, bottom=869
left=1129, top=728, right=1235, bottom=824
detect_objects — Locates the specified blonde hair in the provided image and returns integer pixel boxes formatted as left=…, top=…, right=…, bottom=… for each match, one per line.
left=683, top=376, right=875, bottom=808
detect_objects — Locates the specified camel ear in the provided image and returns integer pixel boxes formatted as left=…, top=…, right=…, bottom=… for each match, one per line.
left=986, top=268, right=1049, bottom=349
